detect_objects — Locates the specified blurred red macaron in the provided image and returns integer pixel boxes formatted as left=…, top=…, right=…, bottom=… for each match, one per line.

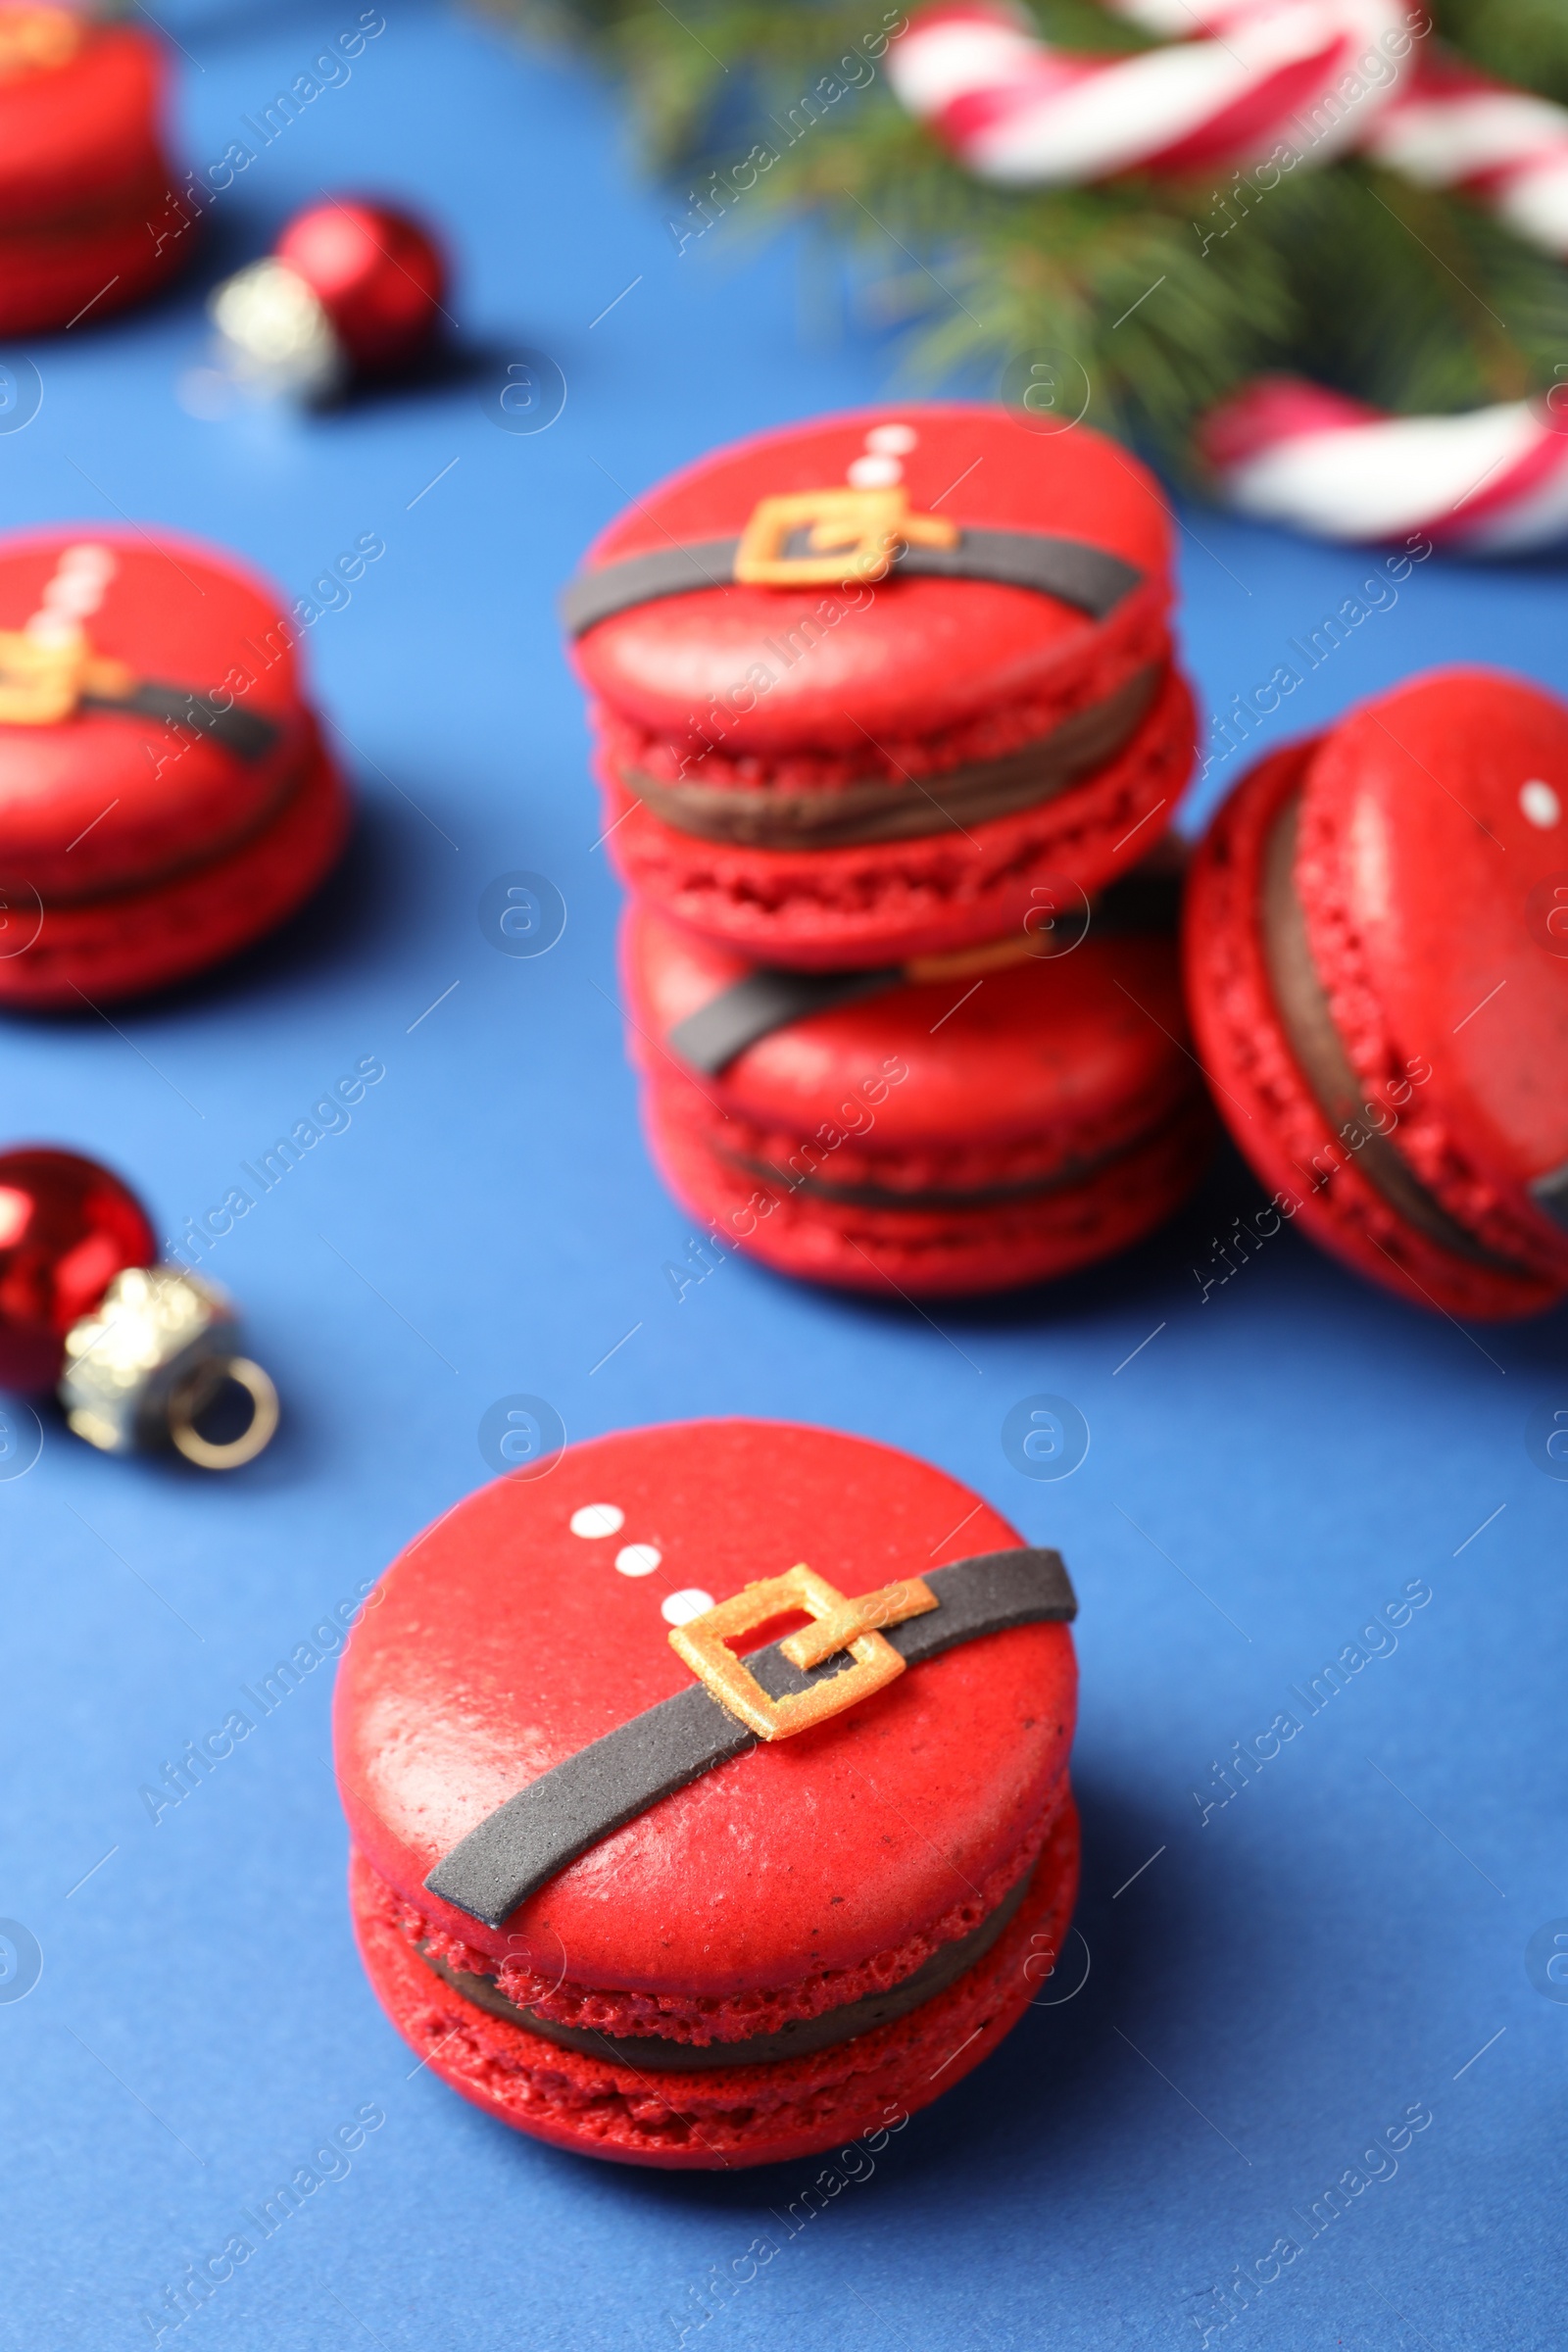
left=1183, top=667, right=1568, bottom=1319
left=623, top=865, right=1213, bottom=1297
left=0, top=8, right=183, bottom=333
left=0, top=526, right=351, bottom=1005
left=335, top=1418, right=1080, bottom=2170
left=564, top=404, right=1194, bottom=969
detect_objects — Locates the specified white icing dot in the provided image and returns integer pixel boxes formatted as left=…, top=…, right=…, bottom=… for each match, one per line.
left=43, top=574, right=103, bottom=617
left=569, top=1502, right=623, bottom=1539
left=24, top=612, right=79, bottom=647
left=847, top=452, right=902, bottom=489
left=614, top=1542, right=662, bottom=1578
left=865, top=422, right=917, bottom=455
left=1520, top=779, right=1561, bottom=829
left=39, top=544, right=115, bottom=623
left=661, top=1588, right=714, bottom=1626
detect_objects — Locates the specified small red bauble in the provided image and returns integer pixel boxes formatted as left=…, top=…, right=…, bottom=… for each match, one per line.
left=276, top=200, right=446, bottom=369
left=210, top=199, right=448, bottom=398
left=0, top=1149, right=154, bottom=1393
left=0, top=1146, right=278, bottom=1468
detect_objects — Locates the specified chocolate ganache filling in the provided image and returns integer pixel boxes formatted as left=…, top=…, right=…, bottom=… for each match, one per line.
left=1260, top=789, right=1532, bottom=1274
left=711, top=1100, right=1198, bottom=1214
left=621, top=665, right=1161, bottom=850
left=416, top=1865, right=1036, bottom=2074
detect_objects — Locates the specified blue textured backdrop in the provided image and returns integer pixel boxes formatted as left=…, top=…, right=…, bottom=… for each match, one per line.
left=1, top=5, right=1564, bottom=2347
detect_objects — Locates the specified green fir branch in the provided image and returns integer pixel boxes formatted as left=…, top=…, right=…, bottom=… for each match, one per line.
left=1433, top=0, right=1568, bottom=104
left=488, top=0, right=1568, bottom=464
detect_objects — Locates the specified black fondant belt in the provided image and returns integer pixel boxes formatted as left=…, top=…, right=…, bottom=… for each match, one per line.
left=0, top=624, right=284, bottom=761
left=665, top=862, right=1183, bottom=1075
left=1532, top=1163, right=1568, bottom=1230
left=425, top=1544, right=1076, bottom=1930
left=79, top=681, right=280, bottom=763
left=562, top=510, right=1143, bottom=636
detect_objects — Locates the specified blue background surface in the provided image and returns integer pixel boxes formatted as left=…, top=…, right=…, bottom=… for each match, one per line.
left=1, top=5, right=1565, bottom=2346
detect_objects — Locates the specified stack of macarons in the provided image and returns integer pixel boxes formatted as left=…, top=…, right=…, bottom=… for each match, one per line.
left=564, top=404, right=1215, bottom=1295
left=0, top=6, right=182, bottom=335
left=0, top=525, right=351, bottom=1005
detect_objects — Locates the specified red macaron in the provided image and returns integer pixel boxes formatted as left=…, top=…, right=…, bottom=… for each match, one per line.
left=335, top=1419, right=1080, bottom=2171
left=0, top=10, right=182, bottom=333
left=0, top=526, right=350, bottom=1006
left=565, top=404, right=1193, bottom=969
left=622, top=865, right=1213, bottom=1296
left=1184, top=667, right=1568, bottom=1319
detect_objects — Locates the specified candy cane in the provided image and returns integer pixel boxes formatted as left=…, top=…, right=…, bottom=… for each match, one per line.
left=890, top=3, right=1568, bottom=545
left=1199, top=376, right=1568, bottom=552
left=888, top=1, right=1413, bottom=185
left=889, top=2, right=1568, bottom=263
left=1362, top=51, right=1568, bottom=259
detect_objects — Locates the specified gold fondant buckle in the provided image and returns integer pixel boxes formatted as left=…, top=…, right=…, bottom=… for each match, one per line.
left=0, top=628, right=134, bottom=726
left=734, top=487, right=958, bottom=589
left=0, top=6, right=82, bottom=80
left=669, top=1563, right=939, bottom=1740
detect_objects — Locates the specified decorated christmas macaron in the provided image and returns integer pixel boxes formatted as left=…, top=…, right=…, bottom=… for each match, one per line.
left=0, top=7, right=181, bottom=335
left=624, top=862, right=1212, bottom=1295
left=0, top=528, right=351, bottom=1005
left=335, top=1419, right=1080, bottom=2169
left=564, top=405, right=1193, bottom=969
left=1185, top=668, right=1568, bottom=1319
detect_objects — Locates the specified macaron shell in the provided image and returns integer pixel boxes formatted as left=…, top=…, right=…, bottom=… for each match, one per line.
left=333, top=1421, right=1076, bottom=1990
left=0, top=186, right=184, bottom=335
left=602, top=662, right=1196, bottom=970
left=1299, top=669, right=1568, bottom=1266
left=0, top=25, right=168, bottom=223
left=625, top=904, right=1198, bottom=1162
left=573, top=406, right=1172, bottom=768
left=0, top=740, right=350, bottom=1007
left=1183, top=737, right=1563, bottom=1319
left=348, top=1797, right=1079, bottom=2169
left=646, top=1074, right=1214, bottom=1296
left=0, top=528, right=310, bottom=898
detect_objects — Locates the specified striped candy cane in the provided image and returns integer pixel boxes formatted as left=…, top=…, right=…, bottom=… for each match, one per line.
left=887, top=1, right=1413, bottom=185
left=1363, top=50, right=1568, bottom=258
left=1199, top=376, right=1568, bottom=551
left=889, top=2, right=1568, bottom=260
left=890, top=3, right=1568, bottom=544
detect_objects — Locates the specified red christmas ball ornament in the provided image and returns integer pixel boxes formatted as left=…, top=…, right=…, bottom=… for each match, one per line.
left=0, top=1150, right=153, bottom=1393
left=276, top=201, right=445, bottom=368
left=210, top=198, right=447, bottom=399
left=0, top=1147, right=278, bottom=1468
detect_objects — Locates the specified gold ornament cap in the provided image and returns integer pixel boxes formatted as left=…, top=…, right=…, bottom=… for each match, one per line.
left=58, top=1265, right=279, bottom=1470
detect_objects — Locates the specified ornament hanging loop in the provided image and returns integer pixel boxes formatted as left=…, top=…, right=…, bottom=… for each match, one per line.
left=167, top=1355, right=279, bottom=1472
